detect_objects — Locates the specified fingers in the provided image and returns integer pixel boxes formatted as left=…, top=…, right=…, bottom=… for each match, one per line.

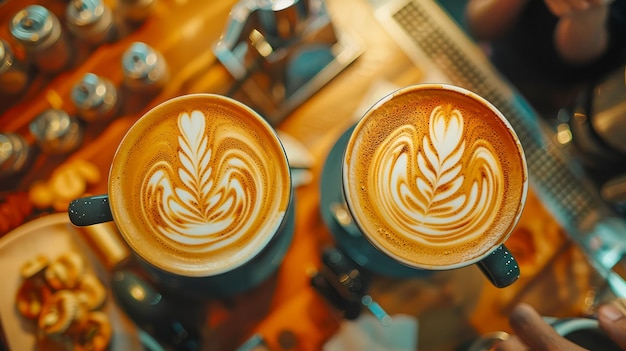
left=507, top=303, right=587, bottom=351
left=545, top=0, right=587, bottom=16
left=544, top=0, right=611, bottom=16
left=598, top=299, right=626, bottom=350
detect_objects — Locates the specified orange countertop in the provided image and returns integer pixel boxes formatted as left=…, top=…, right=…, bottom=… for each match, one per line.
left=0, top=0, right=603, bottom=350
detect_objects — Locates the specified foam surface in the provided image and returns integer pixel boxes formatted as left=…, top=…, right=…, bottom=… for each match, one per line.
left=344, top=86, right=527, bottom=268
left=109, top=95, right=291, bottom=276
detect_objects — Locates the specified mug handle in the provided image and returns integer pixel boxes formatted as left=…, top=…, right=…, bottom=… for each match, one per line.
left=477, top=244, right=519, bottom=288
left=68, top=194, right=114, bottom=226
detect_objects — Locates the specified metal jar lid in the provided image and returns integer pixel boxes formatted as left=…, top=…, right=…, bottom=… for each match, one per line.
left=9, top=5, right=71, bottom=73
left=71, top=73, right=119, bottom=122
left=29, top=109, right=83, bottom=154
left=10, top=5, right=60, bottom=49
left=121, top=42, right=168, bottom=91
left=0, top=133, right=31, bottom=178
left=66, top=0, right=115, bottom=44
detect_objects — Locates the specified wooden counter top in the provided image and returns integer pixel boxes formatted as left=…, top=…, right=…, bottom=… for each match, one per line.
left=0, top=0, right=603, bottom=350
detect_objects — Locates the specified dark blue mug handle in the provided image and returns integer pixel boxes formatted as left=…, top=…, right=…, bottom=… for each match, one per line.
left=68, top=194, right=113, bottom=226
left=477, top=244, right=519, bottom=288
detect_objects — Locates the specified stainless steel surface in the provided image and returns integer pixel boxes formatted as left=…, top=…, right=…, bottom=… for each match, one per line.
left=29, top=109, right=83, bottom=155
left=71, top=73, right=120, bottom=122
left=370, top=0, right=626, bottom=297
left=9, top=5, right=72, bottom=73
left=213, top=0, right=364, bottom=125
left=66, top=0, right=116, bottom=44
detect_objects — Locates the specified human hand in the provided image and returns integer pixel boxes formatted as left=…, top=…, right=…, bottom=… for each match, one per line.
left=493, top=301, right=626, bottom=350
left=547, top=0, right=611, bottom=64
left=544, top=0, right=610, bottom=17
left=597, top=302, right=626, bottom=350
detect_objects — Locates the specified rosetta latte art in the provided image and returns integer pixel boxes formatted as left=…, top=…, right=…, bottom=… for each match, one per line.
left=141, top=110, right=265, bottom=253
left=372, top=105, right=504, bottom=247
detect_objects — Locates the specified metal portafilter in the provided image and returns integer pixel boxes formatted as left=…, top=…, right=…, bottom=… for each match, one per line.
left=71, top=73, right=120, bottom=122
left=10, top=5, right=73, bottom=74
left=66, top=0, right=117, bottom=45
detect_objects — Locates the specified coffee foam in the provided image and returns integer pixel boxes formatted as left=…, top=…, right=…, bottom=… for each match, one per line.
left=344, top=86, right=527, bottom=268
left=109, top=95, right=291, bottom=277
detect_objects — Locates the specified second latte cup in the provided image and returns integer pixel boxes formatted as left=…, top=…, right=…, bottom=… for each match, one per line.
left=68, top=94, right=294, bottom=298
left=338, top=84, right=528, bottom=288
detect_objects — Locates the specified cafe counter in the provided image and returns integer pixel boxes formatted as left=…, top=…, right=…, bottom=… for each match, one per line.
left=0, top=0, right=613, bottom=350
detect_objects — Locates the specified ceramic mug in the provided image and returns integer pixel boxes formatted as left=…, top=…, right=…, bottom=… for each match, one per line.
left=69, top=94, right=294, bottom=298
left=325, top=84, right=528, bottom=287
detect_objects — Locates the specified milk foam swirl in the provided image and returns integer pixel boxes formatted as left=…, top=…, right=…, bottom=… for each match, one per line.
left=141, top=110, right=266, bottom=253
left=371, top=105, right=504, bottom=248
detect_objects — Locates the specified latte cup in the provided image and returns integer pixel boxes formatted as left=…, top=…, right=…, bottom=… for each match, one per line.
left=339, top=84, right=528, bottom=288
left=68, top=94, right=294, bottom=298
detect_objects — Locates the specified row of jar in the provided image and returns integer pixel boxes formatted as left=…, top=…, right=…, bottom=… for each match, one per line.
left=0, top=0, right=155, bottom=96
left=0, top=40, right=169, bottom=179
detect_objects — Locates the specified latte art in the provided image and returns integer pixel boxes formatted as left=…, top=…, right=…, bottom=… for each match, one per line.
left=373, top=105, right=503, bottom=247
left=344, top=85, right=527, bottom=268
left=109, top=95, right=291, bottom=277
left=142, top=110, right=266, bottom=254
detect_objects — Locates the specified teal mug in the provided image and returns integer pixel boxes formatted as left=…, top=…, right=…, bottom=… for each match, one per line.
left=322, top=84, right=528, bottom=287
left=69, top=94, right=294, bottom=298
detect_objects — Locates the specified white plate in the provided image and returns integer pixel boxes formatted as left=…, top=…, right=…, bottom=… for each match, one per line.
left=0, top=213, right=142, bottom=350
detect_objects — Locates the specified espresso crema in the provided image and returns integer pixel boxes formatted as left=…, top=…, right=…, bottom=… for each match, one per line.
left=343, top=86, right=527, bottom=268
left=109, top=95, right=291, bottom=277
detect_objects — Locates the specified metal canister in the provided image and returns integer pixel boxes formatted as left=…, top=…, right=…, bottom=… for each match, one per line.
left=10, top=5, right=72, bottom=74
left=0, top=133, right=31, bottom=179
left=121, top=42, right=168, bottom=92
left=0, top=39, right=30, bottom=96
left=29, top=109, right=83, bottom=154
left=71, top=73, right=119, bottom=122
left=66, top=0, right=116, bottom=45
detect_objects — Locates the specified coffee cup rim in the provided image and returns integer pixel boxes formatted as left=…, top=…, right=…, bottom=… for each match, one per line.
left=342, top=83, right=529, bottom=270
left=108, top=93, right=292, bottom=277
